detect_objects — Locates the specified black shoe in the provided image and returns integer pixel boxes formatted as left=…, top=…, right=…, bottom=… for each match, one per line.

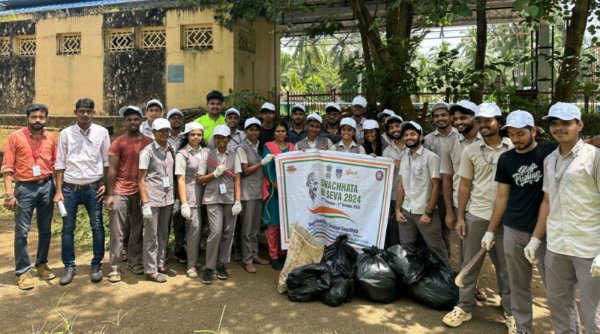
left=174, top=249, right=188, bottom=263
left=215, top=264, right=229, bottom=280
left=91, top=267, right=103, bottom=283
left=59, top=269, right=76, bottom=286
left=201, top=268, right=213, bottom=284
left=270, top=258, right=284, bottom=271
left=278, top=253, right=287, bottom=263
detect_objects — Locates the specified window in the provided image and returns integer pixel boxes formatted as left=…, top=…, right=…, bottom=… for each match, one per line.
left=238, top=28, right=255, bottom=53
left=0, top=37, right=9, bottom=57
left=140, top=27, right=166, bottom=50
left=107, top=29, right=133, bottom=52
left=59, top=33, right=81, bottom=55
left=17, top=36, right=36, bottom=56
left=183, top=26, right=213, bottom=50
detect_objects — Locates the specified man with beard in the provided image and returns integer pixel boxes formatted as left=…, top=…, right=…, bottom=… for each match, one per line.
left=141, top=99, right=164, bottom=139
left=167, top=108, right=184, bottom=149
left=377, top=109, right=395, bottom=145
left=395, top=121, right=450, bottom=268
left=195, top=90, right=226, bottom=141
left=322, top=103, right=343, bottom=144
left=444, top=103, right=514, bottom=329
left=351, top=96, right=367, bottom=145
left=287, top=104, right=307, bottom=144
left=382, top=115, right=406, bottom=248
left=258, top=102, right=277, bottom=151
left=2, top=104, right=57, bottom=290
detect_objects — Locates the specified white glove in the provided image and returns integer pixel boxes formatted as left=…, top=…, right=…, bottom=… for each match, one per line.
left=232, top=201, right=242, bottom=216
left=481, top=232, right=495, bottom=251
left=172, top=199, right=181, bottom=214
left=261, top=154, right=275, bottom=166
left=142, top=204, right=152, bottom=221
left=213, top=164, right=227, bottom=178
left=181, top=203, right=191, bottom=220
left=591, top=254, right=600, bottom=277
left=524, top=237, right=542, bottom=265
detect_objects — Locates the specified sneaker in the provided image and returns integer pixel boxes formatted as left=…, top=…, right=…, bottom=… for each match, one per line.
left=270, top=258, right=284, bottom=271
left=443, top=306, right=472, bottom=328
left=506, top=316, right=517, bottom=334
left=36, top=264, right=55, bottom=280
left=17, top=271, right=34, bottom=290
left=201, top=268, right=213, bottom=284
left=174, top=249, right=188, bottom=263
left=215, top=264, right=229, bottom=280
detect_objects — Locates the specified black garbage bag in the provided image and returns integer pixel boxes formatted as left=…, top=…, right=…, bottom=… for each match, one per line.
left=409, top=266, right=459, bottom=310
left=353, top=246, right=399, bottom=303
left=387, top=246, right=439, bottom=285
left=321, top=235, right=359, bottom=278
left=386, top=244, right=411, bottom=277
left=322, top=276, right=354, bottom=307
left=286, top=263, right=333, bottom=302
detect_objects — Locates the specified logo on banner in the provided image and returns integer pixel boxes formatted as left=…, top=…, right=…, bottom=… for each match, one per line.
left=286, top=165, right=297, bottom=174
left=336, top=167, right=343, bottom=179
left=376, top=170, right=384, bottom=181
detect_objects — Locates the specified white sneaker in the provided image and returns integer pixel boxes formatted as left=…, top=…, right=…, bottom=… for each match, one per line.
left=443, top=306, right=472, bottom=327
left=506, top=315, right=517, bottom=334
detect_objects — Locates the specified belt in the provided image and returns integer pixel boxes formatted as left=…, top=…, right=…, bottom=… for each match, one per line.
left=17, top=176, right=52, bottom=185
left=63, top=181, right=101, bottom=190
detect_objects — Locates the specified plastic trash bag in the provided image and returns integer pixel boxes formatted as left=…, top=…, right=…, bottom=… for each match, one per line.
left=386, top=244, right=411, bottom=277
left=321, top=234, right=359, bottom=278
left=353, top=246, right=399, bottom=303
left=278, top=223, right=325, bottom=293
left=322, top=276, right=354, bottom=307
left=409, top=266, right=459, bottom=310
left=286, top=263, right=333, bottom=302
left=387, top=246, right=439, bottom=285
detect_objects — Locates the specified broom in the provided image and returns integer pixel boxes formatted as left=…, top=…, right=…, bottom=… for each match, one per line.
left=207, top=154, right=236, bottom=177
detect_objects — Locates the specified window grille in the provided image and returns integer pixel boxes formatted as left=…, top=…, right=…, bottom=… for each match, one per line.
left=141, top=28, right=166, bottom=50
left=18, top=36, right=36, bottom=56
left=184, top=26, right=212, bottom=50
left=59, top=33, right=81, bottom=55
left=238, top=28, right=254, bottom=52
left=107, top=30, right=133, bottom=52
left=0, top=38, right=9, bottom=57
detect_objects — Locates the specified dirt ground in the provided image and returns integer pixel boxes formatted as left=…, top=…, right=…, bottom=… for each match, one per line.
left=0, top=215, right=558, bottom=334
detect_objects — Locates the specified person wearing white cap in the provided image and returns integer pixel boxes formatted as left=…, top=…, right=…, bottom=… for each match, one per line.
left=363, top=119, right=389, bottom=157
left=196, top=124, right=242, bottom=284
left=287, top=104, right=307, bottom=144
left=166, top=108, right=186, bottom=263
left=395, top=121, right=451, bottom=271
left=235, top=118, right=272, bottom=273
left=105, top=106, right=154, bottom=282
left=322, top=102, right=344, bottom=144
left=258, top=102, right=277, bottom=151
left=138, top=118, right=177, bottom=283
left=141, top=99, right=164, bottom=139
left=167, top=108, right=184, bottom=149
left=528, top=102, right=600, bottom=334
left=174, top=122, right=209, bottom=279
left=328, top=118, right=366, bottom=154
left=444, top=103, right=514, bottom=328
left=208, top=108, right=246, bottom=154
left=377, top=109, right=396, bottom=145
left=194, top=90, right=226, bottom=141
left=351, top=96, right=368, bottom=146
left=294, top=113, right=333, bottom=151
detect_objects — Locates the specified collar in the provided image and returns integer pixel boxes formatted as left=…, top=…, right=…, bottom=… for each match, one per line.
left=24, top=128, right=47, bottom=139
left=434, top=127, right=458, bottom=137
left=142, top=120, right=151, bottom=128
left=458, top=131, right=482, bottom=142
left=355, top=117, right=365, bottom=126
left=245, top=138, right=259, bottom=149
left=185, top=144, right=201, bottom=153
left=409, top=145, right=424, bottom=157
left=553, top=139, right=585, bottom=159
left=338, top=140, right=357, bottom=148
left=74, top=122, right=94, bottom=134
left=479, top=136, right=511, bottom=149
left=289, top=124, right=306, bottom=133
left=153, top=141, right=170, bottom=151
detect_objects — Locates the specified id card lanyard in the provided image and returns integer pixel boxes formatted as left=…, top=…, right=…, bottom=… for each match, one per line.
left=215, top=151, right=228, bottom=194
left=554, top=145, right=581, bottom=190
left=24, top=128, right=45, bottom=177
left=159, top=145, right=170, bottom=188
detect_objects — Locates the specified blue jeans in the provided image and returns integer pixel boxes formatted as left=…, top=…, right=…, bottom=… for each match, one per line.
left=61, top=186, right=105, bottom=269
left=14, top=180, right=55, bottom=276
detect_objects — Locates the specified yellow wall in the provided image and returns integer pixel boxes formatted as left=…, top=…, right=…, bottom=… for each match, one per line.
left=35, top=15, right=104, bottom=115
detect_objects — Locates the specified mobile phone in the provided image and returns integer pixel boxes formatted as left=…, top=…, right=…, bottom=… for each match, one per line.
left=14, top=203, right=22, bottom=215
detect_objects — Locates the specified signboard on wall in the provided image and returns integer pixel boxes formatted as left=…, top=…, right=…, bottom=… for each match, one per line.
left=168, top=65, right=184, bottom=83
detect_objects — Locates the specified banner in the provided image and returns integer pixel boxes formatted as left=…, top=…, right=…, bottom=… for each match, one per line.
left=275, top=150, right=395, bottom=251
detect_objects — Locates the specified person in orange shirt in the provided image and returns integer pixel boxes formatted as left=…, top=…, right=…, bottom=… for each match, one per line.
left=1, top=104, right=57, bottom=290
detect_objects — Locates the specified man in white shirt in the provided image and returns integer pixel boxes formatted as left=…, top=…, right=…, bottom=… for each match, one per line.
left=54, top=98, right=110, bottom=285
left=141, top=99, right=163, bottom=139
left=382, top=115, right=406, bottom=248
left=167, top=108, right=184, bottom=150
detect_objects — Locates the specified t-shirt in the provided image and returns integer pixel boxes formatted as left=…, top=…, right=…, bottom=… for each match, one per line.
left=495, top=142, right=559, bottom=233
left=109, top=134, right=154, bottom=195
left=194, top=114, right=226, bottom=141
left=258, top=126, right=275, bottom=150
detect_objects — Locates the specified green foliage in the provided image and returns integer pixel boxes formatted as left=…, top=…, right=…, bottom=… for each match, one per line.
left=223, top=89, right=266, bottom=115
left=304, top=76, right=327, bottom=94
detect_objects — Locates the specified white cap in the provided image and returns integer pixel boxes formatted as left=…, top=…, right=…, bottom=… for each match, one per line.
left=542, top=102, right=581, bottom=121
left=400, top=121, right=423, bottom=133
left=502, top=110, right=535, bottom=130
left=244, top=117, right=261, bottom=129
left=352, top=96, right=367, bottom=108
left=225, top=108, right=240, bottom=117
left=385, top=115, right=404, bottom=124
left=179, top=122, right=204, bottom=137
left=340, top=118, right=357, bottom=130
left=166, top=108, right=183, bottom=120
left=291, top=104, right=306, bottom=113
left=475, top=103, right=502, bottom=118
left=213, top=124, right=231, bottom=137
left=325, top=102, right=341, bottom=112
left=118, top=105, right=143, bottom=118
left=363, top=120, right=379, bottom=130
left=449, top=100, right=477, bottom=114
left=306, top=113, right=323, bottom=124
left=151, top=118, right=171, bottom=131
left=377, top=109, right=395, bottom=120
left=431, top=101, right=450, bottom=113
left=260, top=102, right=276, bottom=112
left=146, top=99, right=163, bottom=111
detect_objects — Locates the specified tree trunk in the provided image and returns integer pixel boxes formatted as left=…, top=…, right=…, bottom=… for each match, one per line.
left=307, top=53, right=317, bottom=95
left=554, top=0, right=592, bottom=102
left=470, top=0, right=487, bottom=104
left=360, top=29, right=376, bottom=112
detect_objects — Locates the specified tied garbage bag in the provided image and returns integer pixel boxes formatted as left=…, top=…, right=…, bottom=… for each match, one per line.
left=322, top=276, right=354, bottom=307
left=321, top=234, right=359, bottom=277
left=387, top=246, right=438, bottom=285
left=386, top=244, right=411, bottom=277
left=409, top=266, right=459, bottom=310
left=278, top=223, right=325, bottom=293
left=353, top=246, right=399, bottom=303
left=286, top=263, right=333, bottom=302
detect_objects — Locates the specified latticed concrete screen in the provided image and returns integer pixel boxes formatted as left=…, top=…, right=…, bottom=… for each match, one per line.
left=107, top=30, right=134, bottom=52
left=59, top=33, right=82, bottom=55
left=184, top=26, right=213, bottom=50
left=0, top=37, right=9, bottom=57
left=141, top=28, right=166, bottom=50
left=18, top=36, right=36, bottom=56
left=238, top=28, right=254, bottom=52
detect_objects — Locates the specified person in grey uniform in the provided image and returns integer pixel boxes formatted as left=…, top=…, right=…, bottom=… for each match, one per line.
left=140, top=99, right=163, bottom=139
left=382, top=115, right=406, bottom=248
left=328, top=118, right=366, bottom=154
left=351, top=96, right=367, bottom=146
left=197, top=125, right=242, bottom=284
left=236, top=118, right=273, bottom=273
left=294, top=113, right=332, bottom=151
left=138, top=118, right=176, bottom=283
left=395, top=121, right=450, bottom=269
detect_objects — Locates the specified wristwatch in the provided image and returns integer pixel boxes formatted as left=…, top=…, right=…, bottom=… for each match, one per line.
left=4, top=195, right=14, bottom=200
left=424, top=210, right=433, bottom=218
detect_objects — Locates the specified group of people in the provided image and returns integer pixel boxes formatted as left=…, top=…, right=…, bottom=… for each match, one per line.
left=2, top=89, right=599, bottom=333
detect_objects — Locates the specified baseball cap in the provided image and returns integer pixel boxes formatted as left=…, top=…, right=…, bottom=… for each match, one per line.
left=260, top=102, right=276, bottom=113
left=244, top=117, right=261, bottom=129
left=542, top=102, right=581, bottom=121
left=377, top=109, right=395, bottom=120
left=363, top=120, right=379, bottom=130
left=166, top=108, right=183, bottom=120
left=475, top=103, right=502, bottom=119
left=352, top=96, right=367, bottom=108
left=400, top=121, right=423, bottom=133
left=385, top=115, right=404, bottom=124
left=431, top=101, right=450, bottom=113
left=306, top=113, right=323, bottom=124
left=225, top=108, right=240, bottom=117
left=179, top=122, right=204, bottom=137
left=291, top=104, right=306, bottom=113
left=146, top=99, right=163, bottom=111
left=152, top=118, right=171, bottom=131
left=449, top=100, right=477, bottom=115
left=118, top=105, right=143, bottom=118
left=325, top=102, right=341, bottom=112
left=213, top=124, right=231, bottom=137
left=340, top=118, right=357, bottom=130
left=501, top=110, right=534, bottom=130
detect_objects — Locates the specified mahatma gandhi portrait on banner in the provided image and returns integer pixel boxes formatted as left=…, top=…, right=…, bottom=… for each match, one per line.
left=306, top=172, right=319, bottom=202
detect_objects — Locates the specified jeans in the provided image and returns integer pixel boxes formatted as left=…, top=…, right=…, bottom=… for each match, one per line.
left=61, top=186, right=105, bottom=269
left=14, top=180, right=55, bottom=276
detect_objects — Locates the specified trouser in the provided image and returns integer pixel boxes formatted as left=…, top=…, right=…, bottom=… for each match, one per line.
left=453, top=206, right=465, bottom=270
left=232, top=215, right=242, bottom=258
left=123, top=218, right=130, bottom=251
left=437, top=194, right=451, bottom=258
left=457, top=212, right=511, bottom=314
left=504, top=225, right=547, bottom=334
left=170, top=211, right=186, bottom=253
left=399, top=208, right=451, bottom=269
left=385, top=200, right=401, bottom=249
left=545, top=250, right=600, bottom=334
left=186, top=206, right=202, bottom=270
left=267, top=225, right=285, bottom=260
left=241, top=200, right=263, bottom=264
left=143, top=205, right=173, bottom=274
left=108, top=193, right=143, bottom=272
left=13, top=180, right=55, bottom=276
left=61, top=185, right=105, bottom=269
left=205, top=204, right=235, bottom=270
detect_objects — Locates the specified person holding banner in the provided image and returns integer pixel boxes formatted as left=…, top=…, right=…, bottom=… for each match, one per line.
left=328, top=118, right=366, bottom=154
left=363, top=119, right=388, bottom=157
left=294, top=113, right=332, bottom=151
left=263, top=121, right=295, bottom=270
left=382, top=114, right=406, bottom=248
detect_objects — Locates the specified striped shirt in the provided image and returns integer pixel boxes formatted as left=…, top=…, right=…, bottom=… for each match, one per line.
left=56, top=123, right=110, bottom=184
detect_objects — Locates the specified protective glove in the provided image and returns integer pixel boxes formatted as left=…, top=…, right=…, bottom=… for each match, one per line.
left=261, top=154, right=275, bottom=166
left=481, top=232, right=495, bottom=251
left=524, top=237, right=542, bottom=265
left=181, top=203, right=191, bottom=220
left=591, top=254, right=600, bottom=277
left=142, top=203, right=152, bottom=221
left=172, top=199, right=181, bottom=214
left=213, top=164, right=227, bottom=178
left=232, top=201, right=242, bottom=216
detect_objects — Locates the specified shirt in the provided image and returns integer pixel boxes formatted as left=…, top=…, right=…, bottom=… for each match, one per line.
left=197, top=149, right=242, bottom=175
left=236, top=139, right=261, bottom=164
left=399, top=145, right=441, bottom=214
left=382, top=132, right=392, bottom=146
left=108, top=134, right=154, bottom=195
left=195, top=114, right=226, bottom=141
left=440, top=132, right=483, bottom=208
left=258, top=126, right=275, bottom=151
left=329, top=141, right=366, bottom=154
left=355, top=117, right=366, bottom=146
left=167, top=133, right=183, bottom=151
left=495, top=142, right=559, bottom=233
left=208, top=128, right=246, bottom=152
left=287, top=124, right=307, bottom=144
left=424, top=127, right=459, bottom=158
left=1, top=128, right=57, bottom=182
left=293, top=137, right=333, bottom=151
left=321, top=126, right=343, bottom=144
left=56, top=123, right=110, bottom=184
left=382, top=140, right=408, bottom=201
left=457, top=137, right=514, bottom=221
left=141, top=121, right=154, bottom=139
left=139, top=142, right=172, bottom=169
left=175, top=144, right=203, bottom=175
left=542, top=139, right=600, bottom=258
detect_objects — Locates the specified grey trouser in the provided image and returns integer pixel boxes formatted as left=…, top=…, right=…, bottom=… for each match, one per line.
left=233, top=215, right=242, bottom=257
left=186, top=207, right=203, bottom=270
left=143, top=205, right=173, bottom=274
left=206, top=204, right=235, bottom=270
left=457, top=212, right=511, bottom=315
left=171, top=211, right=186, bottom=253
left=109, top=193, right=143, bottom=271
left=452, top=206, right=465, bottom=270
left=504, top=225, right=547, bottom=334
left=545, top=250, right=600, bottom=334
left=241, top=200, right=263, bottom=264
left=400, top=208, right=451, bottom=269
left=437, top=194, right=451, bottom=258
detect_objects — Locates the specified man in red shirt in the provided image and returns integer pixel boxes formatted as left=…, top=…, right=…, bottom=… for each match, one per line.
left=2, top=104, right=57, bottom=290
left=104, top=106, right=154, bottom=283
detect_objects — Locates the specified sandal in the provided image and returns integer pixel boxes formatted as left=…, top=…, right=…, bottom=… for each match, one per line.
left=126, top=263, right=144, bottom=275
left=187, top=268, right=198, bottom=279
left=108, top=270, right=121, bottom=283
left=476, top=288, right=488, bottom=301
left=146, top=273, right=167, bottom=283
left=121, top=250, right=128, bottom=262
left=158, top=268, right=178, bottom=277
